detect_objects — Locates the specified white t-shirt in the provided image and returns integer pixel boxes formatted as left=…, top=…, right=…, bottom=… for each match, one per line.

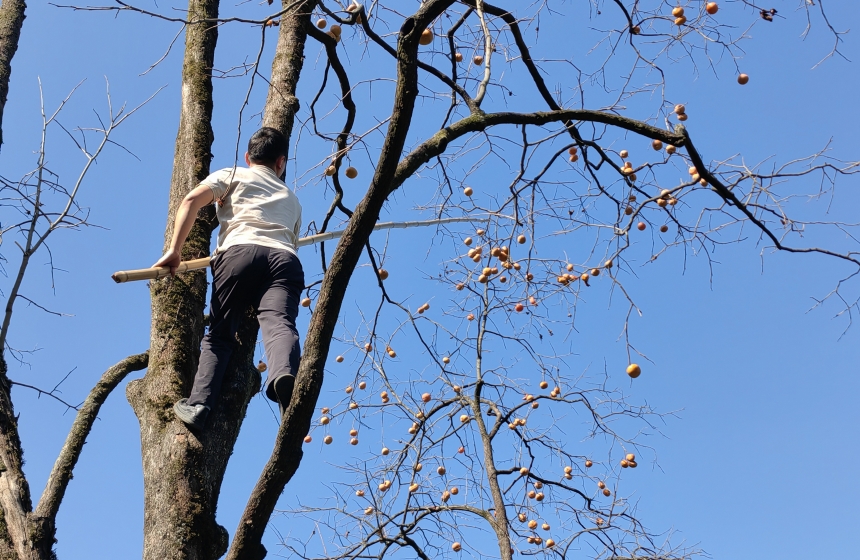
left=201, top=165, right=302, bottom=255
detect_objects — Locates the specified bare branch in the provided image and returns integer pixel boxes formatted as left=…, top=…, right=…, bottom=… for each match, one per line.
left=34, top=352, right=149, bottom=526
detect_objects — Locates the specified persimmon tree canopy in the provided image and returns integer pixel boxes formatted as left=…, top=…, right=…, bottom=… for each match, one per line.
left=0, top=1, right=857, bottom=559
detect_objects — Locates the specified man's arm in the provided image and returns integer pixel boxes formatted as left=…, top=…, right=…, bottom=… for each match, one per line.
left=152, top=185, right=215, bottom=274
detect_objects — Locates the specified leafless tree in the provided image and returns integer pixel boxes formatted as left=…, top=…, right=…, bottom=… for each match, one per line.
left=0, top=79, right=153, bottom=557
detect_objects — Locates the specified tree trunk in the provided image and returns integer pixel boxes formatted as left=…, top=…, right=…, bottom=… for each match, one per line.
left=125, top=2, right=260, bottom=558
left=0, top=357, right=40, bottom=560
left=0, top=0, right=25, bottom=149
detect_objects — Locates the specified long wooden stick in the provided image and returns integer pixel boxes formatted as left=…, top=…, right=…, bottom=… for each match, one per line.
left=111, top=216, right=498, bottom=283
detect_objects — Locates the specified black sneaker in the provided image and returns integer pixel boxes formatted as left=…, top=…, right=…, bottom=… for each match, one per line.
left=272, top=375, right=295, bottom=418
left=173, top=398, right=209, bottom=431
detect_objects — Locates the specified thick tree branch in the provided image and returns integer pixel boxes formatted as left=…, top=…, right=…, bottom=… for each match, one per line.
left=262, top=0, right=317, bottom=157
left=390, top=108, right=687, bottom=193
left=34, top=352, right=149, bottom=523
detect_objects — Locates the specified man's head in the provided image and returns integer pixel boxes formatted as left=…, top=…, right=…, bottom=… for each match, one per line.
left=245, top=127, right=288, bottom=178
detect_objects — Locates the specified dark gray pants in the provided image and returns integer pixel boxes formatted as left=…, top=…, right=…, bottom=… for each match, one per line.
left=187, top=244, right=304, bottom=410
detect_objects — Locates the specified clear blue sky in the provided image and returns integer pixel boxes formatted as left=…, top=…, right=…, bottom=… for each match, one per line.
left=2, top=1, right=858, bottom=558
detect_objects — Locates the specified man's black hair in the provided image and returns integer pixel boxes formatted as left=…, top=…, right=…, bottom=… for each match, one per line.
left=247, top=127, right=288, bottom=166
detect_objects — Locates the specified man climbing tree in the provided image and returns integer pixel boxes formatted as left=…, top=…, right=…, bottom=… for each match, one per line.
left=153, top=127, right=304, bottom=430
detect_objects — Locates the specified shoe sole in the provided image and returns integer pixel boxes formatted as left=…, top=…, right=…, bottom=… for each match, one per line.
left=273, top=375, right=295, bottom=417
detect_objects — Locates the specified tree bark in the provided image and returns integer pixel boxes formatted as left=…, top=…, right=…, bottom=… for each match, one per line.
left=125, top=3, right=259, bottom=559
left=0, top=0, right=25, bottom=149
left=261, top=0, right=317, bottom=158
left=0, top=356, right=40, bottom=560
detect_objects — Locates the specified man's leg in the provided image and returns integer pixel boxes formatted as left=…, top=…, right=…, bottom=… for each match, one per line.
left=178, top=245, right=265, bottom=428
left=257, top=249, right=304, bottom=415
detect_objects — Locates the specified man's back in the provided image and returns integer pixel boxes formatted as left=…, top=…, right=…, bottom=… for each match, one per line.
left=203, top=165, right=302, bottom=255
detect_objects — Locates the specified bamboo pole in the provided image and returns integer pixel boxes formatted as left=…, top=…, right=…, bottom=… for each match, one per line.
left=111, top=216, right=499, bottom=283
